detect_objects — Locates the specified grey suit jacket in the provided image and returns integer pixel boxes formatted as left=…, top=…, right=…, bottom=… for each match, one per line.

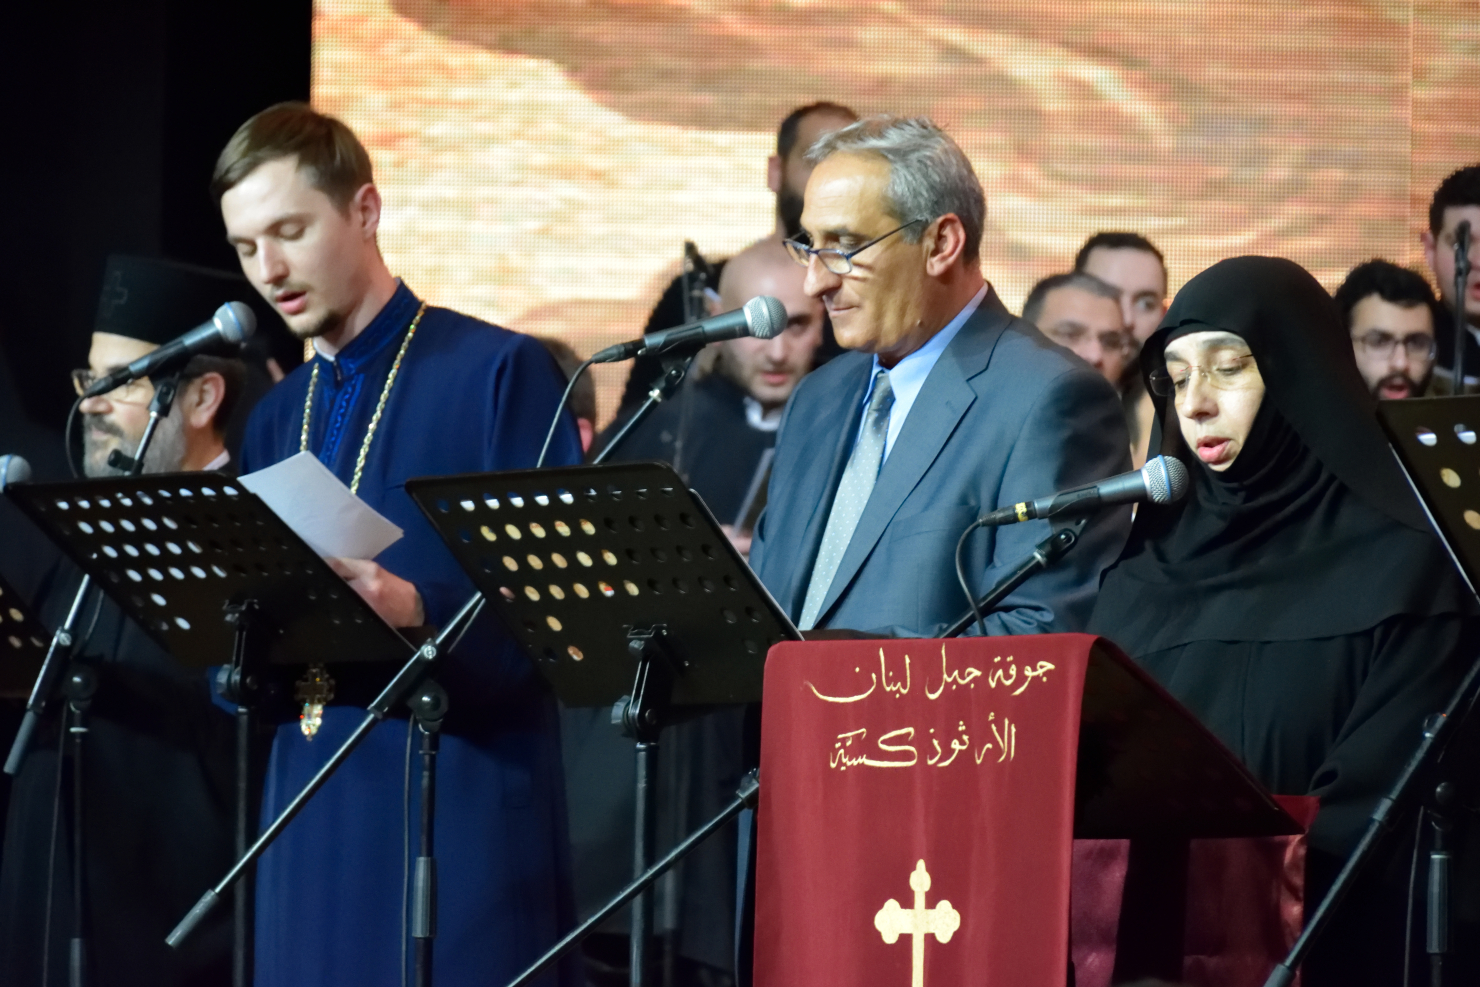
left=750, top=287, right=1131, bottom=637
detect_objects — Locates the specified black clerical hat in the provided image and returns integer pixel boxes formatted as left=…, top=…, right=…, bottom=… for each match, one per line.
left=94, top=254, right=270, bottom=348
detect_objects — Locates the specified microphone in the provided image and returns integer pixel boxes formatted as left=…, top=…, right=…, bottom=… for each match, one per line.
left=976, top=455, right=1190, bottom=527
left=0, top=455, right=31, bottom=491
left=82, top=302, right=256, bottom=398
left=591, top=295, right=786, bottom=364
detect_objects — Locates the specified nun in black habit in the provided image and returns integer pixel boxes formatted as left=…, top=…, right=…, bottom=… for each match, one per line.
left=1089, top=256, right=1480, bottom=984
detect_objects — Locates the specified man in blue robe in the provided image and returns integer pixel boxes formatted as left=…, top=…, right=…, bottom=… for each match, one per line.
left=213, top=102, right=581, bottom=986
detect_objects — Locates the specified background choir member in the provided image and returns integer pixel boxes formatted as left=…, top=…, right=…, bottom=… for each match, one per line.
left=1089, top=256, right=1480, bottom=985
left=0, top=255, right=252, bottom=986
left=1020, top=271, right=1134, bottom=388
left=1333, top=259, right=1439, bottom=399
left=1075, top=231, right=1170, bottom=467
left=1425, top=164, right=1480, bottom=392
left=617, top=102, right=856, bottom=418
left=752, top=114, right=1131, bottom=637
left=213, top=103, right=582, bottom=986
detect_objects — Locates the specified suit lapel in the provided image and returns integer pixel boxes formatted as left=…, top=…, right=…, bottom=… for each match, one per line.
left=779, top=356, right=872, bottom=617
left=814, top=289, right=1014, bottom=625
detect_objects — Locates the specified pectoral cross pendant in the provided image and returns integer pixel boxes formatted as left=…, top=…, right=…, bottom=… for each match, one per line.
left=295, top=663, right=336, bottom=740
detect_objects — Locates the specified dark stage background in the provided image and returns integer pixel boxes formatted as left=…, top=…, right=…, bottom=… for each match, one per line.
left=0, top=0, right=312, bottom=436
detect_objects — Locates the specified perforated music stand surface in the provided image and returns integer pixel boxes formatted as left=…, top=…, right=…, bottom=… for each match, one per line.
left=0, top=573, right=49, bottom=698
left=1378, top=396, right=1480, bottom=592
left=406, top=462, right=800, bottom=709
left=6, top=473, right=410, bottom=670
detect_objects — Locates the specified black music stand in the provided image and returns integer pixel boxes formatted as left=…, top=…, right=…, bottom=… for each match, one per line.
left=0, top=573, right=49, bottom=699
left=406, top=462, right=799, bottom=987
left=7, top=472, right=411, bottom=987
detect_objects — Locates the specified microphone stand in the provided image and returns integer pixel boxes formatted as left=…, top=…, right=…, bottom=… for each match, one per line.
left=1453, top=222, right=1472, bottom=394
left=166, top=594, right=486, bottom=954
left=504, top=771, right=760, bottom=987
left=590, top=355, right=695, bottom=466
left=944, top=519, right=1085, bottom=639
left=5, top=371, right=184, bottom=987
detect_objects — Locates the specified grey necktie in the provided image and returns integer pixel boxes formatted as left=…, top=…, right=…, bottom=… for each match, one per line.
left=798, top=370, right=895, bottom=630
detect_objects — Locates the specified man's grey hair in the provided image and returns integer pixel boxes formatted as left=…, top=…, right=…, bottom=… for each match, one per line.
left=1021, top=272, right=1122, bottom=327
left=805, top=115, right=985, bottom=263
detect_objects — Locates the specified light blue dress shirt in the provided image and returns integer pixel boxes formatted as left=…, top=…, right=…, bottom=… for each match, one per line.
left=856, top=283, right=989, bottom=462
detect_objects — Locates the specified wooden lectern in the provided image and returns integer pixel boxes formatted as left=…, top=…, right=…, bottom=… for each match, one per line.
left=754, top=634, right=1304, bottom=987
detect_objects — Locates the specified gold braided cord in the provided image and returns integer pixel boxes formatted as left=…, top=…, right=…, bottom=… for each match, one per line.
left=299, top=364, right=319, bottom=454
left=298, top=301, right=428, bottom=496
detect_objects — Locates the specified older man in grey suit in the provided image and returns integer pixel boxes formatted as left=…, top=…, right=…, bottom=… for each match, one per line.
left=752, top=116, right=1131, bottom=637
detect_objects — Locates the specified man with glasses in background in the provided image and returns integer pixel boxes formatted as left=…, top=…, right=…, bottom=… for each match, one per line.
left=1334, top=259, right=1439, bottom=400
left=0, top=254, right=253, bottom=987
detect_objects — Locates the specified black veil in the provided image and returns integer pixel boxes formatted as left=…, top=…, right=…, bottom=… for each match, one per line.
left=1091, top=256, right=1475, bottom=653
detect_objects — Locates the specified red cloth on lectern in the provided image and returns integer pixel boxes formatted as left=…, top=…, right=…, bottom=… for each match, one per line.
left=754, top=635, right=1095, bottom=987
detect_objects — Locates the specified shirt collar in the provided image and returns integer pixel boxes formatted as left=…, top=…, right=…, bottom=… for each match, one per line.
left=860, top=283, right=989, bottom=461
left=310, top=280, right=419, bottom=374
left=202, top=449, right=231, bottom=472
left=864, top=283, right=989, bottom=400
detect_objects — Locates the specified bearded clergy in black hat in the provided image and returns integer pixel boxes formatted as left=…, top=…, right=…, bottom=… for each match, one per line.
left=1089, top=256, right=1480, bottom=985
left=0, top=254, right=269, bottom=987
left=79, top=253, right=296, bottom=475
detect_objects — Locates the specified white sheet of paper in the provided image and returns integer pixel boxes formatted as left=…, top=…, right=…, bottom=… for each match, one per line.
left=238, top=451, right=403, bottom=560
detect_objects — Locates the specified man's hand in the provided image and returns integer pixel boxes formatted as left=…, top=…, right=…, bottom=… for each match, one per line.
left=326, top=557, right=425, bottom=628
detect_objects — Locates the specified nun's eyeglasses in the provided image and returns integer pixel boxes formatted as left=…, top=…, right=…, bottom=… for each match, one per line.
left=1148, top=354, right=1258, bottom=399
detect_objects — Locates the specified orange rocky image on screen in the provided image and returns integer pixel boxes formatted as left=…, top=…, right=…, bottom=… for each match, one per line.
left=315, top=0, right=1479, bottom=427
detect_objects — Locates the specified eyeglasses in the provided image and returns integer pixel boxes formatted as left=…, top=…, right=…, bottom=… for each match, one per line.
left=71, top=369, right=153, bottom=405
left=1044, top=326, right=1136, bottom=356
left=1352, top=331, right=1436, bottom=362
left=783, top=219, right=928, bottom=275
left=1148, top=354, right=1259, bottom=400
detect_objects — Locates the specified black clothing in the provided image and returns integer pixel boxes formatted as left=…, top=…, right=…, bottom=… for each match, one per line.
left=1432, top=301, right=1480, bottom=393
left=0, top=569, right=237, bottom=987
left=567, top=373, right=779, bottom=982
left=605, top=373, right=776, bottom=522
left=0, top=426, right=238, bottom=987
left=1090, top=256, right=1480, bottom=984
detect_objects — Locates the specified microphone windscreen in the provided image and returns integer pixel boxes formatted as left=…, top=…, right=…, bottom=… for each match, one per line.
left=0, top=455, right=32, bottom=490
left=743, top=295, right=787, bottom=340
left=1144, top=455, right=1190, bottom=504
left=217, top=301, right=258, bottom=344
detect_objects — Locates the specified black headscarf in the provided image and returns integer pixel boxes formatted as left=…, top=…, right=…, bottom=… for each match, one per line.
left=1091, top=256, right=1476, bottom=653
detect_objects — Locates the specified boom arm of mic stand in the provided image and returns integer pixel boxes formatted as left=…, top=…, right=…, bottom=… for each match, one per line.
left=592, top=356, right=694, bottom=465
left=503, top=770, right=761, bottom=987
left=165, top=592, right=487, bottom=950
left=943, top=519, right=1084, bottom=639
